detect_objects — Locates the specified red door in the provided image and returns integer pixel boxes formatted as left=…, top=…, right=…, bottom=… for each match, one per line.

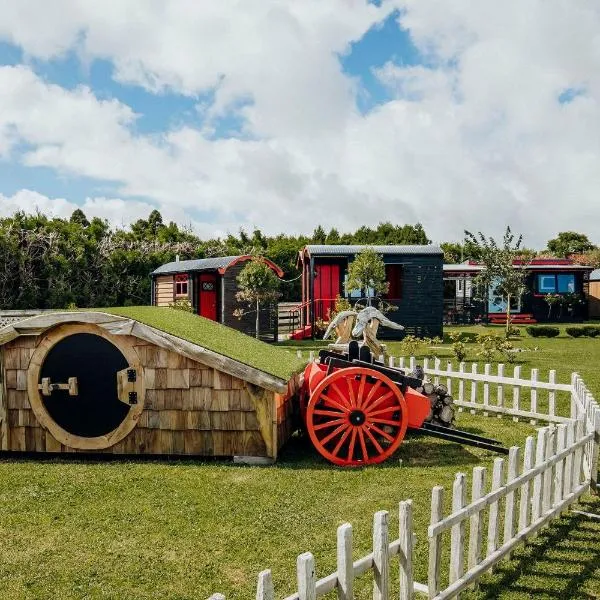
left=314, top=264, right=340, bottom=320
left=199, top=274, right=218, bottom=321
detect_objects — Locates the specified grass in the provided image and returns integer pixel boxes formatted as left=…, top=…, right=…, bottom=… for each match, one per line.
left=96, top=306, right=306, bottom=381
left=0, top=323, right=599, bottom=599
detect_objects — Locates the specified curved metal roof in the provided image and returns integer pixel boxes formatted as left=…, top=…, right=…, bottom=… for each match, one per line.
left=152, top=255, right=284, bottom=277
left=304, top=244, right=442, bottom=257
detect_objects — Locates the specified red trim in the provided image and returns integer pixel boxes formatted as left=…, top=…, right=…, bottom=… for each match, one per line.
left=218, top=255, right=284, bottom=277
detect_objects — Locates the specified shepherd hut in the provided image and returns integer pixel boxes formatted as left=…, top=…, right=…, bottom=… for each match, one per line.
left=151, top=255, right=284, bottom=342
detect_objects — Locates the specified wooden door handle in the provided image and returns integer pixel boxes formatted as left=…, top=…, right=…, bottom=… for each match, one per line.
left=39, top=377, right=79, bottom=396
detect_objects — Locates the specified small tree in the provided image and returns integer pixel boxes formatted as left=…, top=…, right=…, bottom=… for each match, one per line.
left=465, top=227, right=529, bottom=338
left=345, top=247, right=388, bottom=307
left=235, top=259, right=281, bottom=339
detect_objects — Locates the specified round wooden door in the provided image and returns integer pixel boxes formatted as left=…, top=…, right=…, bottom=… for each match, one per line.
left=28, top=324, right=145, bottom=450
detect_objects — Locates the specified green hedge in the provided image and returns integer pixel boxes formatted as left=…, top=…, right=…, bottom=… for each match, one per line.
left=566, top=325, right=600, bottom=338
left=526, top=326, right=560, bottom=338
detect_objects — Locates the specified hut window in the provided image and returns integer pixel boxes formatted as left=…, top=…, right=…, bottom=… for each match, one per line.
left=175, top=274, right=189, bottom=296
left=536, top=273, right=575, bottom=294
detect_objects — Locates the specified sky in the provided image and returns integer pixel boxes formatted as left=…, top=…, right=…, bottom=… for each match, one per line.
left=0, top=0, right=599, bottom=248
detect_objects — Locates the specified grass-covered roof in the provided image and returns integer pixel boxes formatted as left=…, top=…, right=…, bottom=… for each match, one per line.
left=99, top=306, right=305, bottom=381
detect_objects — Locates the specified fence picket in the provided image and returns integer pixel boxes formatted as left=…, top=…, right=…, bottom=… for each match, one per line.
left=257, top=570, right=274, bottom=600
left=532, top=428, right=547, bottom=523
left=468, top=467, right=486, bottom=573
left=548, top=371, right=556, bottom=417
left=209, top=594, right=225, bottom=600
left=450, top=474, right=467, bottom=588
left=428, top=486, right=444, bottom=599
left=563, top=421, right=575, bottom=499
left=399, top=356, right=405, bottom=370
left=503, top=447, right=520, bottom=553
left=530, top=369, right=538, bottom=423
left=446, top=362, right=453, bottom=395
left=388, top=356, right=395, bottom=369
left=434, top=358, right=441, bottom=386
left=297, top=553, right=316, bottom=600
left=409, top=357, right=416, bottom=372
left=592, top=409, right=600, bottom=495
left=399, top=501, right=413, bottom=600
left=373, top=511, right=389, bottom=600
left=518, top=436, right=535, bottom=532
left=486, top=458, right=504, bottom=564
left=497, top=364, right=504, bottom=415
left=458, top=363, right=465, bottom=404
left=470, top=364, right=478, bottom=412
left=483, top=364, right=491, bottom=415
left=554, top=424, right=567, bottom=508
left=542, top=426, right=555, bottom=516
left=512, top=366, right=521, bottom=422
left=572, top=416, right=586, bottom=491
left=336, top=524, right=353, bottom=600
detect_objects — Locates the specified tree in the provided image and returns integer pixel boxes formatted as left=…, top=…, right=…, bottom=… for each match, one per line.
left=465, top=227, right=529, bottom=337
left=235, top=259, right=281, bottom=339
left=344, top=247, right=388, bottom=306
left=70, top=208, right=90, bottom=227
left=547, top=231, right=595, bottom=257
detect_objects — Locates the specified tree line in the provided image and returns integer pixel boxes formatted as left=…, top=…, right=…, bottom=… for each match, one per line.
left=0, top=210, right=429, bottom=309
left=0, top=208, right=597, bottom=310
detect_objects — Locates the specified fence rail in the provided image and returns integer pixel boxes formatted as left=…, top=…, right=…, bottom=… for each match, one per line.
left=210, top=359, right=600, bottom=600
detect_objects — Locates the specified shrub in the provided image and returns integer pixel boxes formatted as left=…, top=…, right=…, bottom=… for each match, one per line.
left=476, top=334, right=498, bottom=362
left=526, top=326, right=560, bottom=338
left=452, top=341, right=467, bottom=363
left=582, top=325, right=600, bottom=338
left=566, top=325, right=600, bottom=338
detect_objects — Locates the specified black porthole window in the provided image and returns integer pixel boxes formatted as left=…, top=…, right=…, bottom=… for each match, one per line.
left=39, top=333, right=130, bottom=438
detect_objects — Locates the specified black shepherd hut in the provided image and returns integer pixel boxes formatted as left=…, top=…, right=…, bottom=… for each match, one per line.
left=293, top=244, right=444, bottom=339
left=151, top=255, right=283, bottom=342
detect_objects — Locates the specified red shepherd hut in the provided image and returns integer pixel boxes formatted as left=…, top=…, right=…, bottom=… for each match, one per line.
left=151, top=255, right=284, bottom=342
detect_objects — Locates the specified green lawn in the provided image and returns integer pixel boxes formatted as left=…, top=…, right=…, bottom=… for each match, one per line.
left=0, top=325, right=599, bottom=599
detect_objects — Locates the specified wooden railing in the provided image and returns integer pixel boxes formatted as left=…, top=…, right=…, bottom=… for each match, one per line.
left=208, top=359, right=600, bottom=600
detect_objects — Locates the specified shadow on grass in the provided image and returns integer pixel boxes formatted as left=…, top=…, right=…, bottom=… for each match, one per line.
left=275, top=432, right=489, bottom=470
left=472, top=498, right=600, bottom=599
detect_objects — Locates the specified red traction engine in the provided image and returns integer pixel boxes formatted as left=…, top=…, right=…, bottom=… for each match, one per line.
left=299, top=349, right=507, bottom=467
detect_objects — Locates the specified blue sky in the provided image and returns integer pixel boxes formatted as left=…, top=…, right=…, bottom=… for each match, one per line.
left=0, top=7, right=424, bottom=212
left=0, top=1, right=598, bottom=246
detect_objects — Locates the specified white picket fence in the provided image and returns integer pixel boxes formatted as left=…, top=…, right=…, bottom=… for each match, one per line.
left=211, top=357, right=600, bottom=600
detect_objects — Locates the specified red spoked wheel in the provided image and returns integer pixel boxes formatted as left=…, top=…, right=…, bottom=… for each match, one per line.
left=306, top=367, right=408, bottom=467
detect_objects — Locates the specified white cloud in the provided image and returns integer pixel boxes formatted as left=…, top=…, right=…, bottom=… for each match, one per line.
left=0, top=1, right=599, bottom=247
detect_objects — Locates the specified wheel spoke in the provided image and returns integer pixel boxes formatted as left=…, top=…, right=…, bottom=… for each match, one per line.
left=363, top=426, right=384, bottom=454
left=346, top=376, right=357, bottom=407
left=332, top=427, right=352, bottom=457
left=320, top=392, right=350, bottom=414
left=319, top=423, right=348, bottom=446
left=366, top=406, right=397, bottom=417
left=369, top=419, right=401, bottom=427
left=313, top=409, right=345, bottom=418
left=356, top=375, right=367, bottom=408
left=347, top=428, right=358, bottom=462
left=364, top=390, right=394, bottom=414
left=367, top=423, right=395, bottom=443
left=358, top=428, right=369, bottom=462
left=330, top=382, right=352, bottom=410
left=361, top=380, right=382, bottom=411
left=313, top=418, right=346, bottom=431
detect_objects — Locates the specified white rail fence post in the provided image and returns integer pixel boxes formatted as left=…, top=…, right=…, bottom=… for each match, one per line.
left=336, top=524, right=353, bottom=600
left=373, top=511, right=390, bottom=600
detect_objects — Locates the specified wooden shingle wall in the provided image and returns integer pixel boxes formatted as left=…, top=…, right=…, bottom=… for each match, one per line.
left=0, top=331, right=293, bottom=458
left=155, top=275, right=175, bottom=307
